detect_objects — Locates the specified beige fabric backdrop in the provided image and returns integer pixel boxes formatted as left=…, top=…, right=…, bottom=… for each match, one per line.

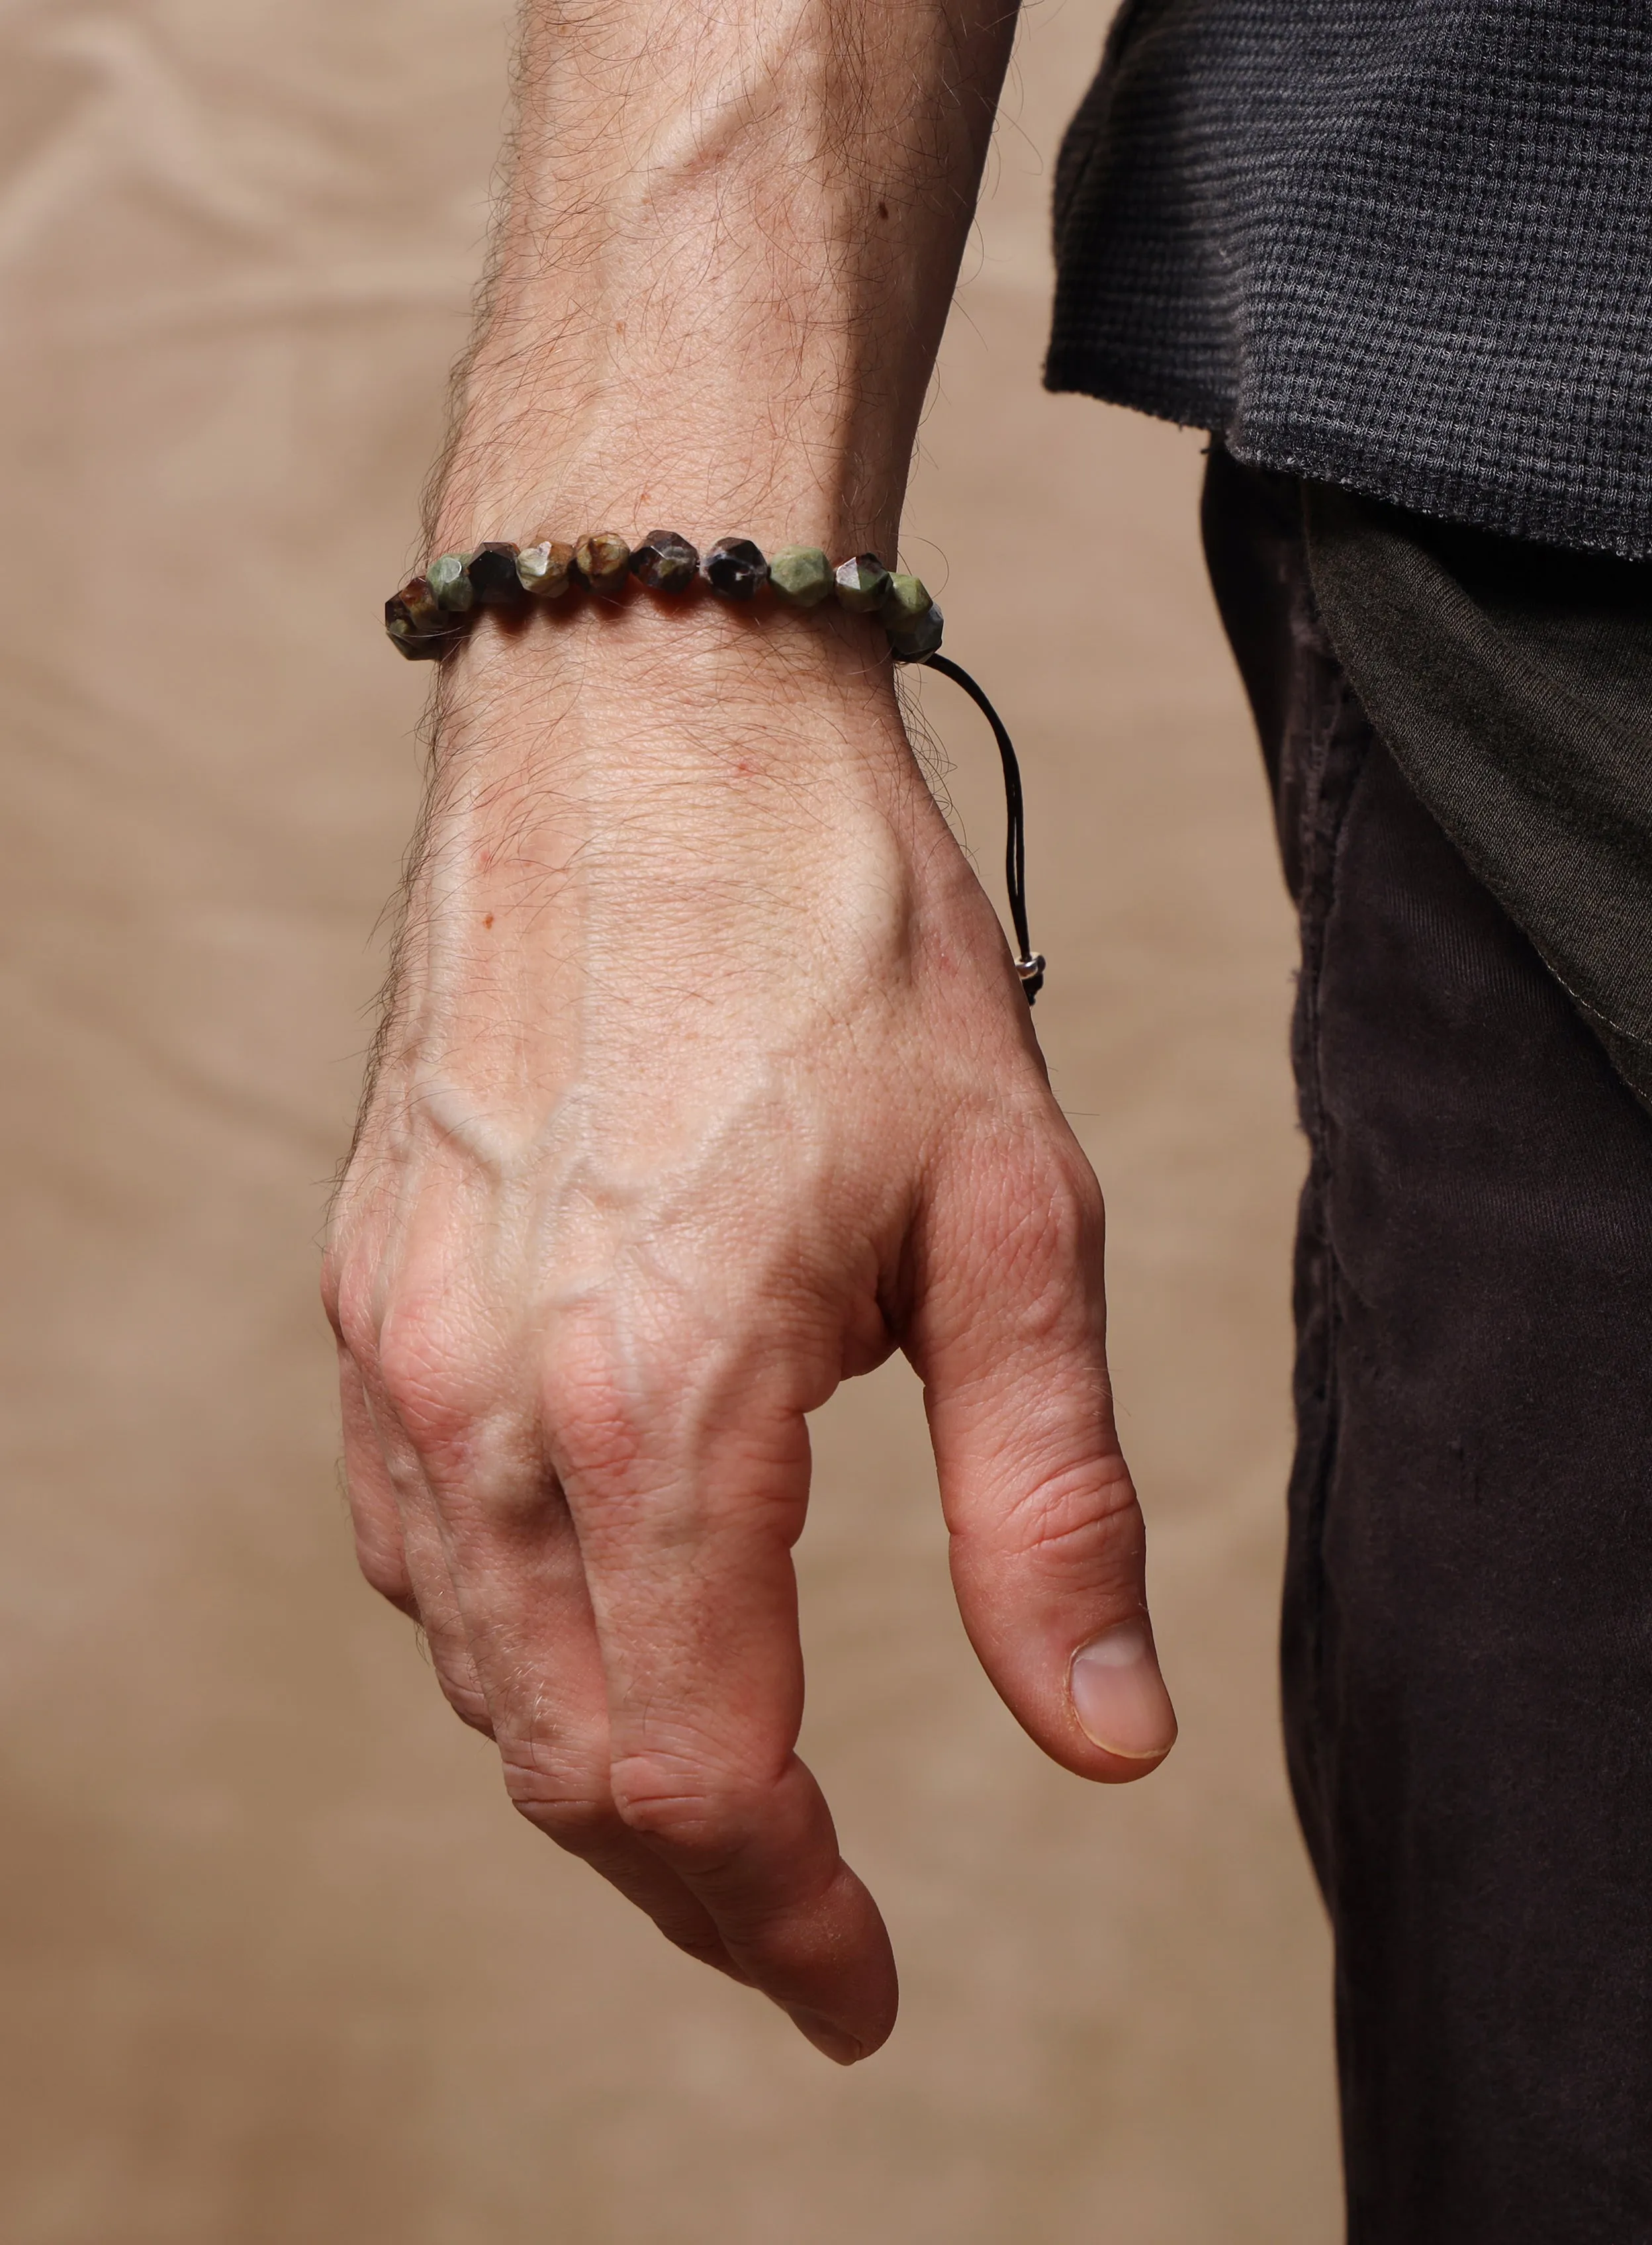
left=0, top=1, right=1341, bottom=2236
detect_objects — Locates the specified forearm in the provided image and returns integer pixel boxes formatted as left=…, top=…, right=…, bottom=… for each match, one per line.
left=385, top=0, right=1027, bottom=1069
left=432, top=0, right=1021, bottom=556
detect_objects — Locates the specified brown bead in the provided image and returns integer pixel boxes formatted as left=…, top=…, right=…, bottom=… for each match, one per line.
left=629, top=529, right=700, bottom=594
left=385, top=577, right=465, bottom=659
left=574, top=531, right=632, bottom=595
left=834, top=553, right=891, bottom=612
left=517, top=540, right=574, bottom=598
left=704, top=537, right=768, bottom=600
left=392, top=574, right=448, bottom=634
left=468, top=542, right=529, bottom=610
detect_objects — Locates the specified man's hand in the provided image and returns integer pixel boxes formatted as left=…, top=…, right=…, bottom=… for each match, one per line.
left=325, top=614, right=1174, bottom=2062
left=324, top=0, right=1174, bottom=2064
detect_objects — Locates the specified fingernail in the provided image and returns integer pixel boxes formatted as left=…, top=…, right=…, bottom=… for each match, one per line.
left=1069, top=1621, right=1177, bottom=1761
left=784, top=2005, right=865, bottom=2066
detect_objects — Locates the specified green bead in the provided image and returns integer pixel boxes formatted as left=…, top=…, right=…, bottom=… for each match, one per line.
left=834, top=552, right=892, bottom=613
left=768, top=545, right=834, bottom=608
left=428, top=551, right=475, bottom=612
left=517, top=540, right=574, bottom=598
left=882, top=572, right=944, bottom=658
left=881, top=573, right=932, bottom=627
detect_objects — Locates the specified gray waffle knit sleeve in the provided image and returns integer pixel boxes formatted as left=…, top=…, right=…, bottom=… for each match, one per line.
left=1046, top=0, right=1652, bottom=560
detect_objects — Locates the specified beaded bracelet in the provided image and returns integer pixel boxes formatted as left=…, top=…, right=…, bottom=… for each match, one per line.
left=383, top=529, right=1044, bottom=1001
left=385, top=532, right=947, bottom=662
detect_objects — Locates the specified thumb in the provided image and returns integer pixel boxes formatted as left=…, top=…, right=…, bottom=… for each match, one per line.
left=905, top=1138, right=1177, bottom=1780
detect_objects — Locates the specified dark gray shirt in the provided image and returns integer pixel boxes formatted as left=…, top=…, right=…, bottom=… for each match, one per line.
left=1047, top=0, right=1652, bottom=559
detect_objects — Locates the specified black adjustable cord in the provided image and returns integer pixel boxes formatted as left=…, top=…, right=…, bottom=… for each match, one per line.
left=917, top=652, right=1045, bottom=1005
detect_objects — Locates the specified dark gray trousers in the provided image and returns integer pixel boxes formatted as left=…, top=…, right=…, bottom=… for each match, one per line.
left=1202, top=447, right=1652, bottom=2242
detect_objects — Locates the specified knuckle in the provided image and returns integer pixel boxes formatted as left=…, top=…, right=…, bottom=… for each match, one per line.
left=995, top=1158, right=1107, bottom=1352
left=958, top=1142, right=1104, bottom=1296
left=515, top=1790, right=617, bottom=1855
left=541, top=1333, right=649, bottom=1483
left=609, top=1755, right=766, bottom=1870
left=1003, top=1453, right=1144, bottom=1573
left=498, top=1743, right=616, bottom=1853
left=1026, top=1153, right=1105, bottom=1269
left=422, top=1652, right=494, bottom=1733
left=542, top=1305, right=789, bottom=1494
left=351, top=1529, right=415, bottom=1610
left=409, top=1612, right=498, bottom=1733
left=432, top=1661, right=496, bottom=1737
left=319, top=1253, right=344, bottom=1340
left=328, top=1258, right=383, bottom=1365
left=658, top=1920, right=732, bottom=1972
left=376, top=1306, right=486, bottom=1451
left=444, top=1687, right=498, bottom=1739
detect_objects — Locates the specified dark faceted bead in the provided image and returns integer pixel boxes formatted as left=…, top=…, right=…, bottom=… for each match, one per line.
left=574, top=531, right=633, bottom=595
left=468, top=542, right=529, bottom=610
left=517, top=540, right=574, bottom=598
left=704, top=537, right=769, bottom=601
left=629, top=529, right=700, bottom=594
left=429, top=552, right=476, bottom=612
left=386, top=578, right=465, bottom=660
left=834, top=552, right=892, bottom=612
left=392, top=574, right=449, bottom=634
left=885, top=603, right=944, bottom=661
left=882, top=571, right=944, bottom=659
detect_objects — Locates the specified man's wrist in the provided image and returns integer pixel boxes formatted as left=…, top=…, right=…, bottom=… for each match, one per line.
left=434, top=572, right=901, bottom=696
left=427, top=593, right=915, bottom=794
